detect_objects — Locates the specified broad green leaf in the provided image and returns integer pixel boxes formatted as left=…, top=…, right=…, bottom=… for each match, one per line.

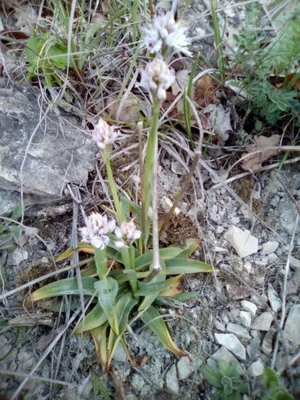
left=32, top=277, right=97, bottom=301
left=25, top=35, right=43, bottom=65
left=115, top=292, right=138, bottom=335
left=106, top=327, right=121, bottom=371
left=174, top=238, right=199, bottom=258
left=135, top=247, right=184, bottom=270
left=56, top=242, right=123, bottom=263
left=95, top=248, right=107, bottom=279
left=165, top=258, right=213, bottom=274
left=201, top=364, right=223, bottom=388
left=95, top=278, right=119, bottom=334
left=140, top=305, right=186, bottom=357
left=10, top=204, right=23, bottom=221
left=48, top=42, right=68, bottom=69
left=76, top=304, right=107, bottom=334
left=138, top=260, right=167, bottom=311
left=56, top=247, right=74, bottom=262
left=81, top=261, right=97, bottom=277
left=123, top=269, right=138, bottom=294
left=137, top=275, right=182, bottom=297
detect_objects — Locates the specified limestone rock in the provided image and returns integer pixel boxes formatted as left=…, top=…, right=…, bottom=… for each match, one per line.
left=248, top=359, right=264, bottom=377
left=227, top=323, right=251, bottom=340
left=284, top=304, right=300, bottom=345
left=0, top=86, right=95, bottom=214
left=261, top=241, right=279, bottom=255
left=247, top=337, right=260, bottom=360
left=225, top=226, right=258, bottom=258
left=208, top=346, right=243, bottom=374
left=252, top=312, right=273, bottom=331
left=177, top=357, right=193, bottom=380
left=267, top=284, right=282, bottom=313
left=241, top=300, right=257, bottom=317
left=239, top=311, right=252, bottom=328
left=214, top=333, right=246, bottom=360
left=165, top=364, right=179, bottom=394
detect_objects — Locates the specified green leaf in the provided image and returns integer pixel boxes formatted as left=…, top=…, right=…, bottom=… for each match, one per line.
left=91, top=323, right=109, bottom=369
left=75, top=304, right=107, bottom=334
left=26, top=35, right=43, bottom=65
left=48, top=42, right=68, bottom=69
left=10, top=204, right=23, bottom=221
left=136, top=275, right=182, bottom=297
left=95, top=248, right=107, bottom=279
left=32, top=277, right=97, bottom=300
left=95, top=277, right=119, bottom=334
left=115, top=292, right=138, bottom=334
left=165, top=258, right=213, bottom=274
left=140, top=305, right=186, bottom=357
left=263, top=367, right=279, bottom=391
left=201, top=364, right=223, bottom=388
left=135, top=247, right=186, bottom=270
left=169, top=291, right=200, bottom=302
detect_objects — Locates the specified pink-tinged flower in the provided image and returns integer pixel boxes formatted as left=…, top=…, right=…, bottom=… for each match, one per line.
left=114, top=220, right=141, bottom=248
left=92, top=118, right=118, bottom=150
left=143, top=11, right=192, bottom=57
left=136, top=55, right=175, bottom=102
left=79, top=212, right=116, bottom=249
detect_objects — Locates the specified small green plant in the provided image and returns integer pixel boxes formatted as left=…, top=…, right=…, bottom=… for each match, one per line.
left=231, top=4, right=300, bottom=125
left=201, top=360, right=249, bottom=400
left=262, top=367, right=295, bottom=400
left=0, top=205, right=22, bottom=252
left=31, top=9, right=212, bottom=372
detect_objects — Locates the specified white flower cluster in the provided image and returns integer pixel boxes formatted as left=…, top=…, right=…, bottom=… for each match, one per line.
left=92, top=118, right=118, bottom=150
left=80, top=213, right=141, bottom=250
left=143, top=11, right=191, bottom=57
left=115, top=220, right=141, bottom=248
left=136, top=55, right=175, bottom=102
left=79, top=212, right=116, bottom=249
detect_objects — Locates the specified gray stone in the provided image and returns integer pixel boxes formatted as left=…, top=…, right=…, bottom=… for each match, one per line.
left=248, top=359, right=264, bottom=377
left=243, top=261, right=252, bottom=274
left=165, top=364, right=179, bottom=394
left=290, top=256, right=300, bottom=269
left=214, top=319, right=226, bottom=332
left=177, top=356, right=193, bottom=380
left=208, top=346, right=243, bottom=374
left=267, top=284, right=282, bottom=313
left=227, top=323, right=251, bottom=340
left=239, top=311, right=252, bottom=328
left=241, top=301, right=257, bottom=317
left=214, top=333, right=246, bottom=360
left=0, top=86, right=95, bottom=214
left=261, top=329, right=275, bottom=355
left=225, top=226, right=258, bottom=258
left=12, top=247, right=28, bottom=265
left=113, top=344, right=127, bottom=363
left=261, top=241, right=279, bottom=255
left=226, top=282, right=250, bottom=300
left=252, top=312, right=273, bottom=331
left=284, top=304, right=300, bottom=345
left=247, top=337, right=261, bottom=359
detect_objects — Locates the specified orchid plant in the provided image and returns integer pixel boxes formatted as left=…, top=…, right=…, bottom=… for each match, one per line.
left=31, top=8, right=212, bottom=372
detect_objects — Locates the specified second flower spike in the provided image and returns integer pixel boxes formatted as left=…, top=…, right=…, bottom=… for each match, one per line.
left=92, top=118, right=118, bottom=150
left=136, top=55, right=175, bottom=102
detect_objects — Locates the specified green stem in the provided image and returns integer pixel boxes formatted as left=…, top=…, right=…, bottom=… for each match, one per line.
left=104, top=149, right=125, bottom=224
left=141, top=99, right=160, bottom=245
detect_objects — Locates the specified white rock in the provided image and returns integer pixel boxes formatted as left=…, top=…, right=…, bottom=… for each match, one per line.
left=214, top=319, right=226, bottom=332
left=248, top=359, right=264, bottom=377
left=208, top=346, right=243, bottom=374
left=268, top=253, right=278, bottom=262
left=214, top=333, right=246, bottom=360
left=241, top=301, right=257, bottom=317
left=239, top=311, right=252, bottom=328
left=247, top=338, right=260, bottom=359
left=262, top=329, right=275, bottom=355
left=227, top=323, right=251, bottom=340
left=113, top=344, right=127, bottom=362
left=284, top=304, right=300, bottom=345
left=225, top=226, right=258, bottom=258
left=261, top=241, right=279, bottom=255
left=290, top=256, right=300, bottom=269
left=267, top=284, right=282, bottom=313
left=165, top=365, right=179, bottom=394
left=243, top=261, right=252, bottom=274
left=12, top=248, right=28, bottom=265
left=252, top=312, right=273, bottom=331
left=177, top=357, right=193, bottom=380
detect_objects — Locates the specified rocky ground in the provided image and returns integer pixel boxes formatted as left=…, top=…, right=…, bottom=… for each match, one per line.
left=0, top=0, right=299, bottom=399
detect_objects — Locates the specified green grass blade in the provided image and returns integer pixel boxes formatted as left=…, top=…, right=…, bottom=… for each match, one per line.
left=95, top=277, right=119, bottom=334
left=32, top=277, right=98, bottom=301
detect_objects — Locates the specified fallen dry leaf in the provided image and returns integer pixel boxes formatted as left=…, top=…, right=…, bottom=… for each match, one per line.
left=194, top=75, right=215, bottom=107
left=204, top=103, right=232, bottom=141
left=241, top=134, right=281, bottom=171
left=171, top=69, right=190, bottom=96
left=104, top=93, right=150, bottom=123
